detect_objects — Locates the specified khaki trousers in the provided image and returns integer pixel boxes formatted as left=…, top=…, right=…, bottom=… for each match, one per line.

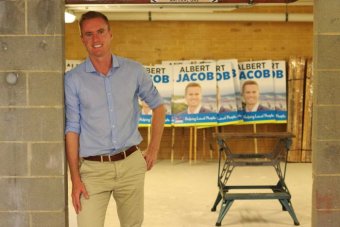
left=77, top=150, right=147, bottom=227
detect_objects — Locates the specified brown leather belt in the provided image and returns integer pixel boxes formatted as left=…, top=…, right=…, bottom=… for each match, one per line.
left=83, top=145, right=138, bottom=162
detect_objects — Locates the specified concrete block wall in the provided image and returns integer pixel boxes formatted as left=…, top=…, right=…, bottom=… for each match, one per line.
left=0, top=1, right=66, bottom=227
left=313, top=1, right=340, bottom=226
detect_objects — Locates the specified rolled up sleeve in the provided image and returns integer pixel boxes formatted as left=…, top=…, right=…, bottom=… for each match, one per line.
left=64, top=73, right=80, bottom=135
left=138, top=69, right=163, bottom=109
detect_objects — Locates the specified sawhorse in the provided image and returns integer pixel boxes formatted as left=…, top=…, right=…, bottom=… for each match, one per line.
left=211, top=132, right=300, bottom=226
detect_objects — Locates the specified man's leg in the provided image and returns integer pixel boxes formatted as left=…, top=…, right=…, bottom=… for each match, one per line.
left=77, top=160, right=116, bottom=227
left=113, top=150, right=147, bottom=227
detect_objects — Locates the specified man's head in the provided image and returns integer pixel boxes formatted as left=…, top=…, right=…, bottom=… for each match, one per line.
left=79, top=11, right=112, bottom=58
left=79, top=11, right=110, bottom=35
left=242, top=80, right=260, bottom=106
left=184, top=82, right=202, bottom=109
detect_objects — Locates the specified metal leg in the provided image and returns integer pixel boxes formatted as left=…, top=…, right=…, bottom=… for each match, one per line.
left=216, top=199, right=234, bottom=226
left=211, top=192, right=222, bottom=212
left=278, top=199, right=287, bottom=211
left=280, top=199, right=300, bottom=225
left=272, top=182, right=287, bottom=211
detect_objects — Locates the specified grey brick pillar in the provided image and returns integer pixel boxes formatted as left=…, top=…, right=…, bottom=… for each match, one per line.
left=0, top=1, right=67, bottom=227
left=313, top=1, right=340, bottom=226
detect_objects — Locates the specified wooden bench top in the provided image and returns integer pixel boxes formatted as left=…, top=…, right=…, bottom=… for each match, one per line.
left=213, top=132, right=295, bottom=139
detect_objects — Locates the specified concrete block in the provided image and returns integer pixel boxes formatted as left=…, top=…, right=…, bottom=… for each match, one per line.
left=0, top=72, right=27, bottom=106
left=0, top=109, right=23, bottom=141
left=315, top=0, right=340, bottom=33
left=0, top=0, right=25, bottom=34
left=0, top=178, right=26, bottom=210
left=31, top=143, right=64, bottom=176
left=0, top=213, right=29, bottom=227
left=31, top=212, right=66, bottom=227
left=29, top=72, right=63, bottom=106
left=316, top=35, right=340, bottom=69
left=0, top=143, right=28, bottom=176
left=315, top=106, right=340, bottom=140
left=21, top=109, right=64, bottom=141
left=314, top=141, right=340, bottom=174
left=0, top=37, right=63, bottom=71
left=0, top=178, right=65, bottom=210
left=0, top=108, right=64, bottom=141
left=313, top=176, right=340, bottom=210
left=316, top=71, right=340, bottom=105
left=313, top=209, right=340, bottom=227
left=27, top=0, right=63, bottom=35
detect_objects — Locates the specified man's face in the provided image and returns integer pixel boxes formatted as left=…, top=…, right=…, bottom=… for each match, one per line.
left=185, top=86, right=202, bottom=108
left=80, top=17, right=112, bottom=58
left=243, top=84, right=259, bottom=105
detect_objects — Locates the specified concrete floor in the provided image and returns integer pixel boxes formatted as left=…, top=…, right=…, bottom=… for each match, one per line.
left=68, top=161, right=312, bottom=227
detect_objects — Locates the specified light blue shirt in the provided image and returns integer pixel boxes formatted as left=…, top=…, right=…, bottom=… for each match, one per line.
left=64, top=55, right=163, bottom=157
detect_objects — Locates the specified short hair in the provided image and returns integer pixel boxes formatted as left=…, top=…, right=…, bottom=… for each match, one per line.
left=79, top=11, right=110, bottom=33
left=241, top=80, right=259, bottom=93
left=185, top=82, right=202, bottom=95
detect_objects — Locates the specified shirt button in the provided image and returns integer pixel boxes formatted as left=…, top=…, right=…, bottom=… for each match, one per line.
left=110, top=109, right=113, bottom=112
left=112, top=125, right=115, bottom=128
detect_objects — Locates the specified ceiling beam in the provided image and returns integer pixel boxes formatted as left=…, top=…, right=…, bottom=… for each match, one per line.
left=66, top=0, right=298, bottom=4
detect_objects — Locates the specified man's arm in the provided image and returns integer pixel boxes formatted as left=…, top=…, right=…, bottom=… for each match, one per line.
left=143, top=104, right=166, bottom=170
left=66, top=132, right=89, bottom=214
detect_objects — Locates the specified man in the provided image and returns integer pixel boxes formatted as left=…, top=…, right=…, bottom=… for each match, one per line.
left=64, top=11, right=165, bottom=227
left=140, top=100, right=152, bottom=115
left=241, top=80, right=268, bottom=112
left=178, top=82, right=211, bottom=114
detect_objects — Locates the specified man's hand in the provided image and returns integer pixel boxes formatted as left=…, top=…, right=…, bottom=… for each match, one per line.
left=144, top=104, right=165, bottom=170
left=143, top=148, right=158, bottom=171
left=71, top=180, right=89, bottom=214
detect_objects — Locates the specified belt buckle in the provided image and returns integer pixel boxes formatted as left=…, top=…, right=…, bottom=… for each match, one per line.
left=123, top=150, right=127, bottom=159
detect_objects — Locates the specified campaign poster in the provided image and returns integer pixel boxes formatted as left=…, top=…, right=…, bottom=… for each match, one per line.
left=172, top=62, right=217, bottom=127
left=273, top=60, right=287, bottom=123
left=216, top=60, right=240, bottom=125
left=139, top=65, right=173, bottom=127
left=220, top=59, right=243, bottom=120
left=162, top=59, right=214, bottom=66
left=238, top=60, right=276, bottom=123
left=65, top=59, right=82, bottom=72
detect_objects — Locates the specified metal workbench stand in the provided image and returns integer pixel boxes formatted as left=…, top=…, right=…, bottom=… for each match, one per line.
left=211, top=132, right=300, bottom=226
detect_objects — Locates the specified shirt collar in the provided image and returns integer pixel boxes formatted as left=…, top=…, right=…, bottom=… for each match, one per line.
left=246, top=102, right=260, bottom=112
left=85, top=54, right=120, bottom=73
left=188, top=104, right=202, bottom=114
